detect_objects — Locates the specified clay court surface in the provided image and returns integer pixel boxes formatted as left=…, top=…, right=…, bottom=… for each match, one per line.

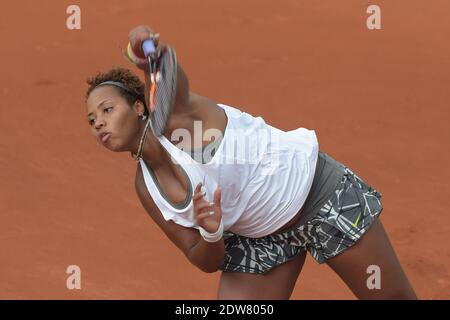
left=0, top=0, right=449, bottom=299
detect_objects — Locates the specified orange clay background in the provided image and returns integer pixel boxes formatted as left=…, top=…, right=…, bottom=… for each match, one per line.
left=0, top=0, right=449, bottom=299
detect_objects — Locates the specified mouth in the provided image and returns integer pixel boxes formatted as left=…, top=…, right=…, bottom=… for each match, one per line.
left=100, top=132, right=112, bottom=143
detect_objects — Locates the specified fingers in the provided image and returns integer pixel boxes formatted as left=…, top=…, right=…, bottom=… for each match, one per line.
left=192, top=190, right=206, bottom=202
left=213, top=186, right=221, bottom=207
left=194, top=195, right=216, bottom=223
left=152, top=33, right=160, bottom=46
left=196, top=211, right=216, bottom=221
left=156, top=43, right=167, bottom=59
left=193, top=182, right=208, bottom=202
left=128, top=25, right=155, bottom=40
left=193, top=183, right=222, bottom=205
left=128, top=26, right=159, bottom=58
left=193, top=180, right=223, bottom=217
left=195, top=201, right=215, bottom=213
left=195, top=182, right=202, bottom=193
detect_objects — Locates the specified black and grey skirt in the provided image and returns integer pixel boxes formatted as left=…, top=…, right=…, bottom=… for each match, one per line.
left=219, top=151, right=383, bottom=274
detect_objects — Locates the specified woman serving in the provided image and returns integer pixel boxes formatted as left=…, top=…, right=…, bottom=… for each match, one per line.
left=85, top=25, right=417, bottom=299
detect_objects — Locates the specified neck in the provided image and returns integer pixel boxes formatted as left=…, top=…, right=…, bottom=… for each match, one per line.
left=129, top=118, right=166, bottom=169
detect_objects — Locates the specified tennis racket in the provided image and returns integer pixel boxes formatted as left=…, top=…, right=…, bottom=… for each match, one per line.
left=142, top=39, right=178, bottom=137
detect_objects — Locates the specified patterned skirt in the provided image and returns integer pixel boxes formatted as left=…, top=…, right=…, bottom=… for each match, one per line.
left=219, top=151, right=383, bottom=274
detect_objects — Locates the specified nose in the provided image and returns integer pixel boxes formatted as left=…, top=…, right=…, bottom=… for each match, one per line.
left=94, top=119, right=105, bottom=130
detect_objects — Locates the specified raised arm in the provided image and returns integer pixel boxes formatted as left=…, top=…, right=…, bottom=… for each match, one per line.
left=127, top=25, right=190, bottom=114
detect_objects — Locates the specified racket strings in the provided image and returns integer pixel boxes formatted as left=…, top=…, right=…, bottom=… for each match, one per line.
left=148, top=60, right=158, bottom=111
left=147, top=47, right=178, bottom=137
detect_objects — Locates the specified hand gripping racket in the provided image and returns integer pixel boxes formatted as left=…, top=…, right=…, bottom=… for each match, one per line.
left=142, top=39, right=178, bottom=137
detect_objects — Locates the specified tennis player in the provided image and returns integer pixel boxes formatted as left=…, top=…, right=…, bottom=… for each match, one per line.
left=85, top=25, right=417, bottom=299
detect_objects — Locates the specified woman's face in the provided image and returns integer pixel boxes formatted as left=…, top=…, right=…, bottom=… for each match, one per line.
left=86, top=86, right=142, bottom=152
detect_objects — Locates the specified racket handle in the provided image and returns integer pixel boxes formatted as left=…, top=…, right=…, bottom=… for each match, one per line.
left=142, top=39, right=156, bottom=58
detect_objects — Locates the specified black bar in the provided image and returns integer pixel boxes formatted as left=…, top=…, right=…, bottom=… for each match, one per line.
left=0, top=300, right=446, bottom=319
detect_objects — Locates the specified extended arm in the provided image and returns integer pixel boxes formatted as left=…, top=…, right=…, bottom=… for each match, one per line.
left=135, top=166, right=224, bottom=273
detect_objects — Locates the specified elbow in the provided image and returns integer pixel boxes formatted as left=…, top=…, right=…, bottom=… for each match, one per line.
left=186, top=240, right=225, bottom=274
left=200, top=263, right=222, bottom=273
left=198, top=264, right=221, bottom=274
left=189, top=255, right=224, bottom=274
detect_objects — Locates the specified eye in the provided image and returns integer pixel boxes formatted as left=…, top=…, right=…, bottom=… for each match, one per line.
left=104, top=107, right=113, bottom=113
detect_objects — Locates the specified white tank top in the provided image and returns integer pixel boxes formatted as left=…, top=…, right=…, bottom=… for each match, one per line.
left=139, top=103, right=319, bottom=238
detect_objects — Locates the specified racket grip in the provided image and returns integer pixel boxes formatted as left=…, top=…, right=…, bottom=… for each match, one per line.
left=142, top=39, right=156, bottom=58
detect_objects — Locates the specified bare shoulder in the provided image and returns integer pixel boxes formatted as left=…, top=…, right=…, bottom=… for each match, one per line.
left=167, top=93, right=227, bottom=148
left=189, top=93, right=228, bottom=138
left=134, top=165, right=200, bottom=256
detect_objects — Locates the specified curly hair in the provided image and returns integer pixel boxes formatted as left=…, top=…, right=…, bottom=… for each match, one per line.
left=86, top=67, right=148, bottom=115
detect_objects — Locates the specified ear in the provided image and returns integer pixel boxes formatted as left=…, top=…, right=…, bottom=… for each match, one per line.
left=132, top=100, right=146, bottom=116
